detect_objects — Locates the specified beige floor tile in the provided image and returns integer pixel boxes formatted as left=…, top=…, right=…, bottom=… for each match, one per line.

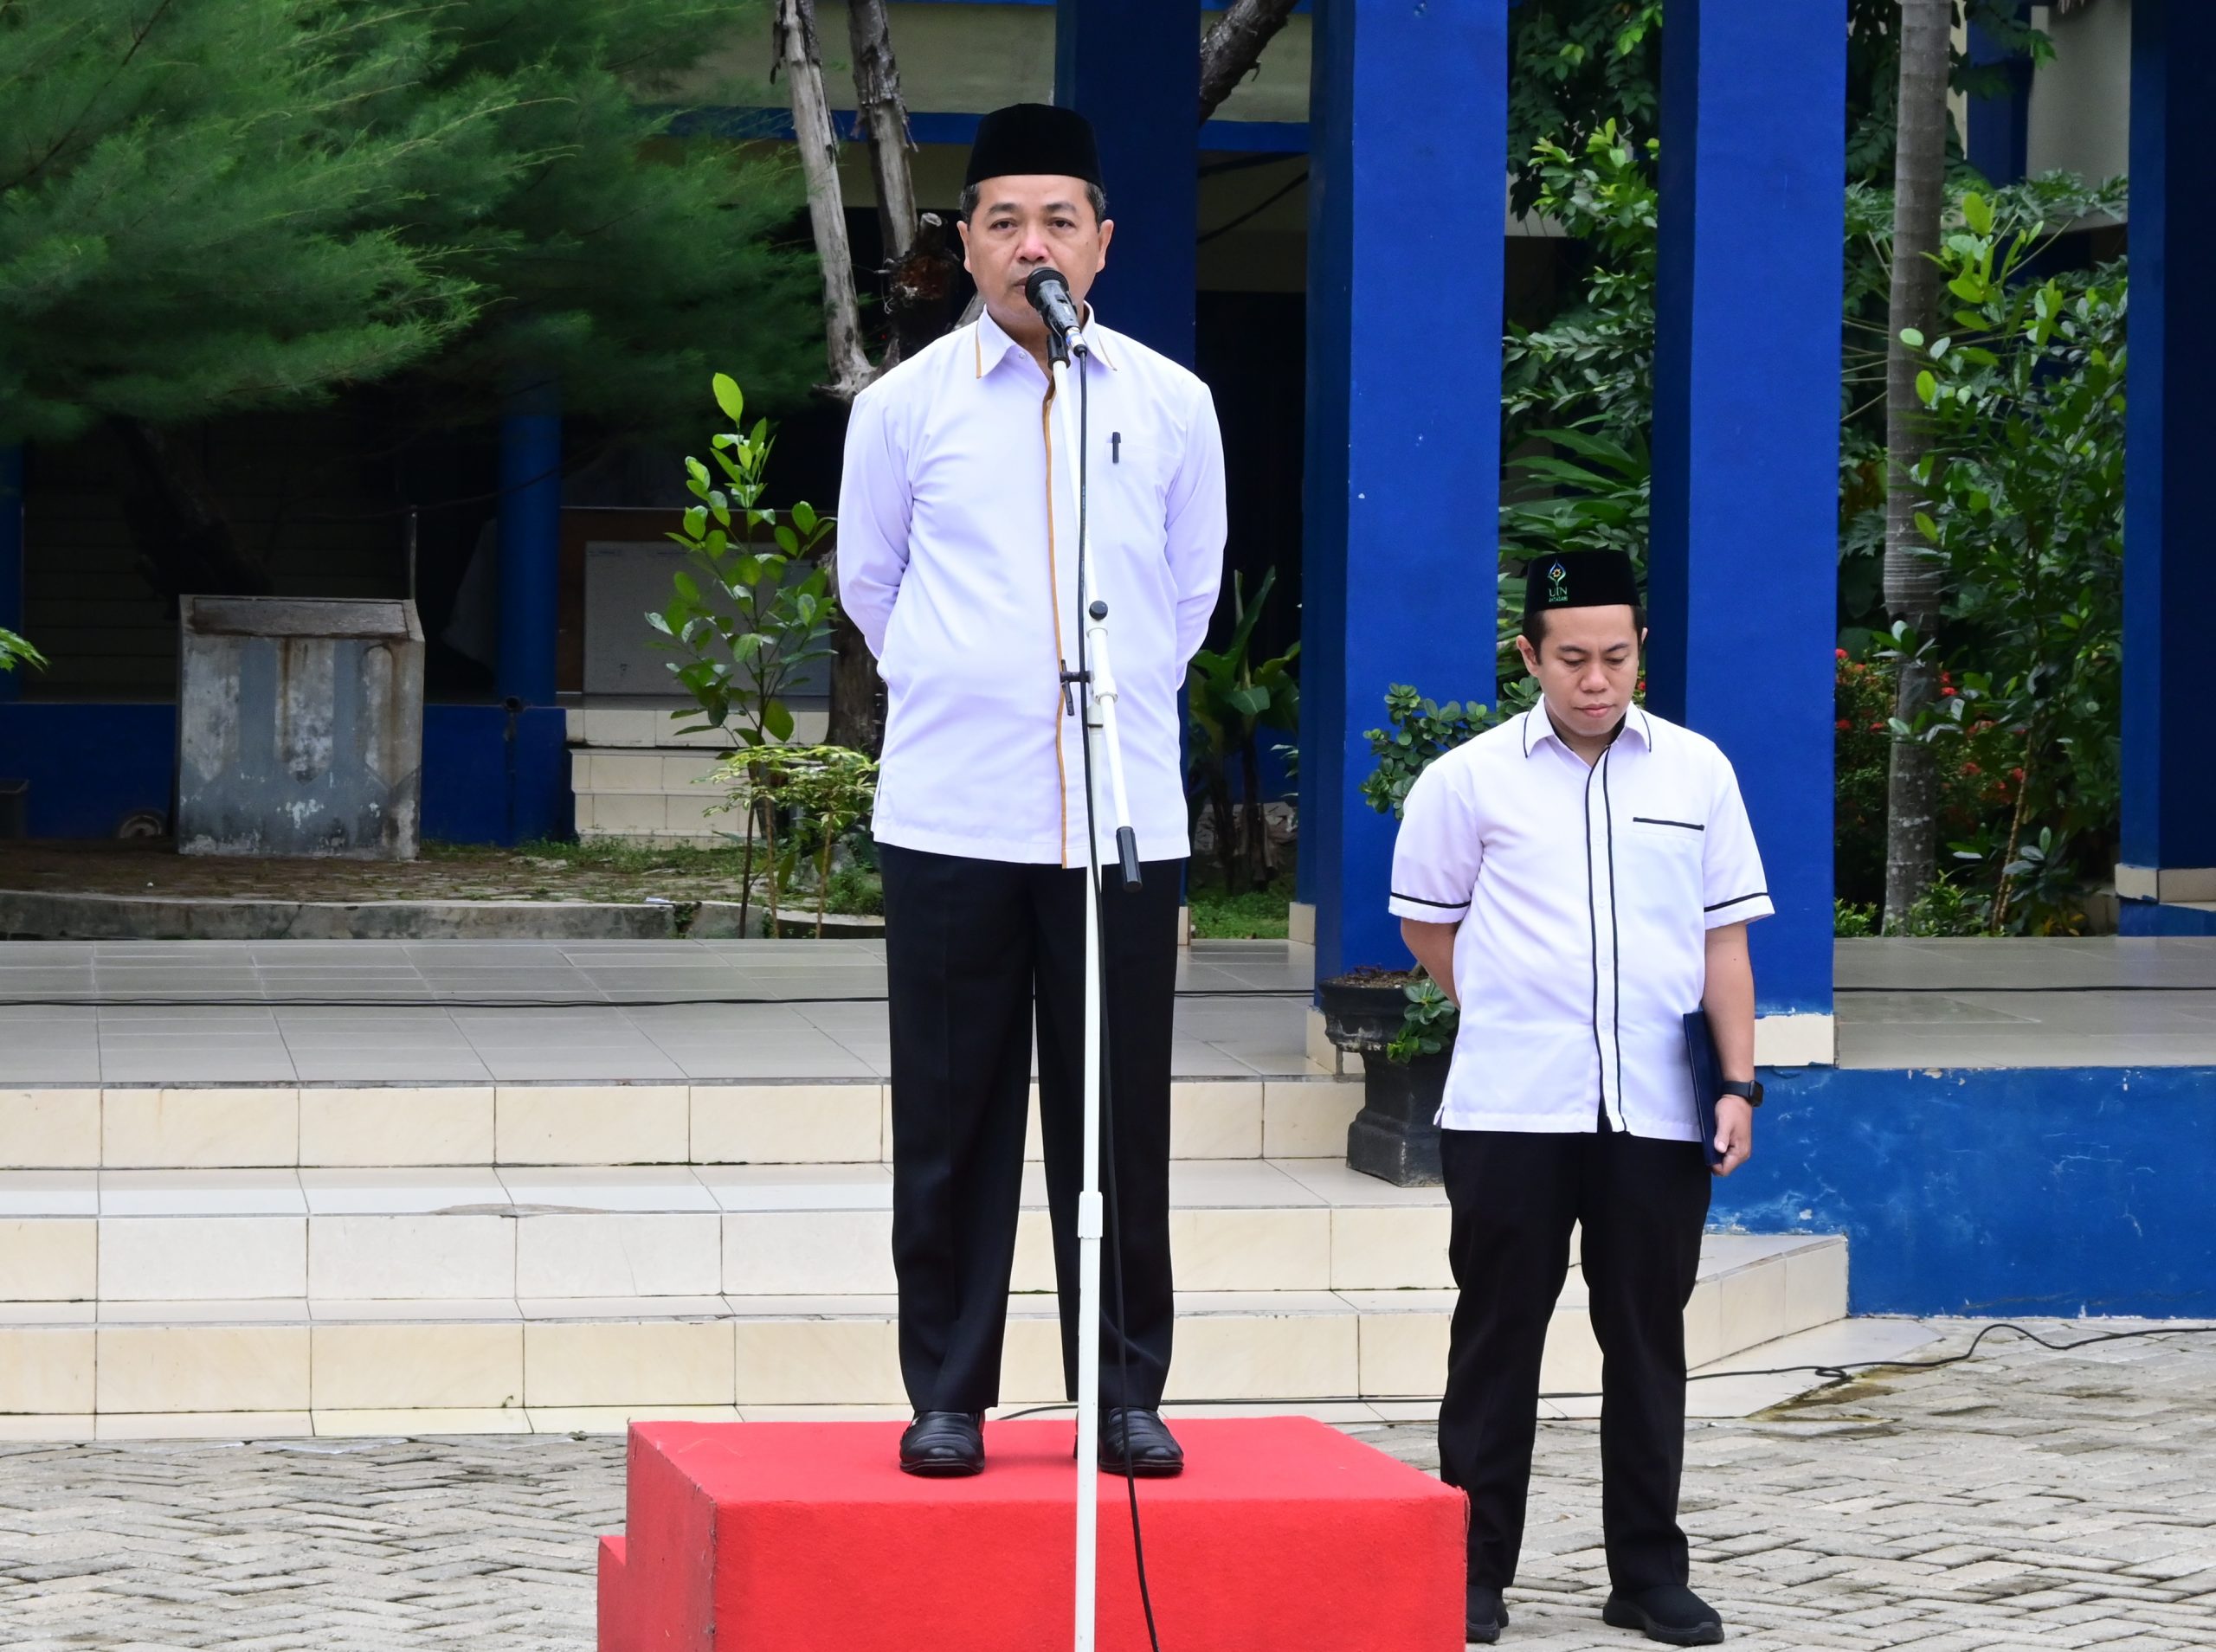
left=1259, top=1081, right=1362, bottom=1157
left=102, top=1089, right=299, bottom=1169
left=312, top=1407, right=531, bottom=1436
left=1356, top=1306, right=1451, bottom=1399
left=495, top=1086, right=689, bottom=1166
left=1539, top=1307, right=1604, bottom=1396
left=1719, top=1256, right=1791, bottom=1358
left=297, top=1169, right=506, bottom=1214
left=1330, top=1205, right=1453, bottom=1290
left=1781, top=1239, right=1849, bottom=1335
left=736, top=1404, right=912, bottom=1423
left=0, top=1218, right=95, bottom=1301
left=0, top=1091, right=100, bottom=1168
left=996, top=1315, right=1067, bottom=1402
left=1170, top=1207, right=1331, bottom=1291
left=1166, top=1310, right=1360, bottom=1401
left=307, top=1213, right=514, bottom=1299
left=96, top=1324, right=312, bottom=1412
left=723, top=1209, right=896, bottom=1295
left=311, top=1321, right=525, bottom=1410
left=97, top=1169, right=303, bottom=1216
left=518, top=1295, right=727, bottom=1320
left=528, top=1405, right=742, bottom=1433
left=0, top=1302, right=94, bottom=1325
left=1010, top=1209, right=1056, bottom=1293
left=515, top=1212, right=720, bottom=1298
left=524, top=1318, right=735, bottom=1407
left=1682, top=1277, right=1725, bottom=1371
left=733, top=1315, right=903, bottom=1406
left=0, top=1327, right=94, bottom=1412
left=97, top=1299, right=309, bottom=1324
left=299, top=1088, right=496, bottom=1167
left=93, top=1411, right=315, bottom=1440
left=1169, top=1083, right=1266, bottom=1159
left=0, top=1415, right=95, bottom=1441
left=691, top=1084, right=882, bottom=1165
left=100, top=1217, right=306, bottom=1300
left=0, top=1172, right=99, bottom=1217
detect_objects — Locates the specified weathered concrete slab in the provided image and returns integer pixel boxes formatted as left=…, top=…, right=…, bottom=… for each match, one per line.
left=0, top=890, right=680, bottom=941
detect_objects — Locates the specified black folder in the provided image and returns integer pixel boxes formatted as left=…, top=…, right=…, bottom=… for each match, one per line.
left=1681, top=1010, right=1727, bottom=1168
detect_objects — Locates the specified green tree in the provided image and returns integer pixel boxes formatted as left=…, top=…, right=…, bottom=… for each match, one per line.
left=0, top=1, right=815, bottom=595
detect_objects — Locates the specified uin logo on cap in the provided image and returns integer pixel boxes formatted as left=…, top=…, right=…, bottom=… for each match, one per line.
left=1546, top=562, right=1569, bottom=605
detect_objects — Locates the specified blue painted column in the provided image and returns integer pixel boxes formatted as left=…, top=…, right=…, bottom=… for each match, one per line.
left=2119, top=1, right=2216, bottom=906
left=1966, top=5, right=2032, bottom=187
left=1646, top=0, right=1845, bottom=1045
left=1298, top=0, right=1507, bottom=980
left=0, top=445, right=23, bottom=704
left=1055, top=0, right=1198, bottom=365
left=496, top=378, right=563, bottom=707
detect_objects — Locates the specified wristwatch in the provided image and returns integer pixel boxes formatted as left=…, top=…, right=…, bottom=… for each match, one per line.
left=1720, top=1079, right=1764, bottom=1108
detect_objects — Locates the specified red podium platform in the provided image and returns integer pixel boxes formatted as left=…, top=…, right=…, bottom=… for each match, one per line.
left=597, top=1417, right=1466, bottom=1651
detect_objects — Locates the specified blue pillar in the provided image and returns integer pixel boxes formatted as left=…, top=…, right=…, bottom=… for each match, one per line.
left=1647, top=0, right=1845, bottom=1034
left=1054, top=0, right=1197, bottom=365
left=496, top=379, right=562, bottom=707
left=1966, top=7, right=2032, bottom=186
left=1298, top=0, right=1507, bottom=980
left=0, top=445, right=23, bottom=704
left=2120, top=1, right=2216, bottom=903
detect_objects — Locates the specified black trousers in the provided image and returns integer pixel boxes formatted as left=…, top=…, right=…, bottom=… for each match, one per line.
left=878, top=841, right=1180, bottom=1414
left=1439, top=1127, right=1712, bottom=1593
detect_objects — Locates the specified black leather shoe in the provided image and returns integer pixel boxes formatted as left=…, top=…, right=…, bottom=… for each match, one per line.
left=1601, top=1585, right=1723, bottom=1646
left=1464, top=1584, right=1508, bottom=1643
left=1097, top=1407, right=1184, bottom=1477
left=898, top=1411, right=983, bottom=1477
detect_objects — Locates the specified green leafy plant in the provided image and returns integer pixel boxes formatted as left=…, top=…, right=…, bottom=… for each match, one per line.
left=1362, top=684, right=1537, bottom=821
left=1898, top=189, right=2126, bottom=933
left=1385, top=977, right=1459, bottom=1066
left=651, top=373, right=841, bottom=933
left=709, top=743, right=879, bottom=939
left=0, top=629, right=44, bottom=673
left=1186, top=569, right=1299, bottom=896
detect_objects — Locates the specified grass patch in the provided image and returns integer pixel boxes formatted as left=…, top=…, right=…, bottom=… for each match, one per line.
left=1188, top=879, right=1292, bottom=940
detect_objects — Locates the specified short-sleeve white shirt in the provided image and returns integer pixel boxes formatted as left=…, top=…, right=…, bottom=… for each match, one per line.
left=1388, top=706, right=1772, bottom=1140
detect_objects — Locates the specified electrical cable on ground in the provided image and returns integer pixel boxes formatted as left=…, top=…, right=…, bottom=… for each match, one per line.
left=991, top=1321, right=2216, bottom=1419
left=0, top=987, right=1308, bottom=1011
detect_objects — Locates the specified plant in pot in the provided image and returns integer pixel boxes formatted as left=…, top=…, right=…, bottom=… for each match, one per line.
left=1318, top=684, right=1524, bottom=1183
left=1344, top=978, right=1458, bottom=1186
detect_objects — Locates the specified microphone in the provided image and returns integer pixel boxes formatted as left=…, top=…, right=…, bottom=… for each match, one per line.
left=1024, top=267, right=1086, bottom=362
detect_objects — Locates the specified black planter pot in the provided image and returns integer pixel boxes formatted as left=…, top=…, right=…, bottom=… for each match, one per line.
left=1316, top=973, right=1417, bottom=1055
left=1346, top=1049, right=1449, bottom=1186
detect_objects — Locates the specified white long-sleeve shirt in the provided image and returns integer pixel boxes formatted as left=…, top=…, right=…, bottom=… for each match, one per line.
left=837, top=306, right=1227, bottom=865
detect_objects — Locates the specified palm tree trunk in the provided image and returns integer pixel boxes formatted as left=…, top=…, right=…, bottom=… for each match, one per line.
left=1881, top=0, right=1952, bottom=931
left=773, top=0, right=873, bottom=403
left=846, top=0, right=918, bottom=260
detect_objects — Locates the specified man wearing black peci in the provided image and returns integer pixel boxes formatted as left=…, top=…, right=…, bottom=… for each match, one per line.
left=1390, top=551, right=1770, bottom=1645
left=836, top=104, right=1227, bottom=1479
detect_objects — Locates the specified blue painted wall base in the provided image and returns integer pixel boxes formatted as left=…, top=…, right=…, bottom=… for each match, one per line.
left=0, top=702, right=569, bottom=846
left=2116, top=901, right=2216, bottom=938
left=1720, top=1064, right=2216, bottom=1317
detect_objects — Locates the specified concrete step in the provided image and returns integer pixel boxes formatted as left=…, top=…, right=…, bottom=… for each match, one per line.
left=0, top=1231, right=1849, bottom=1432
left=567, top=704, right=830, bottom=843
left=0, top=1080, right=1368, bottom=1170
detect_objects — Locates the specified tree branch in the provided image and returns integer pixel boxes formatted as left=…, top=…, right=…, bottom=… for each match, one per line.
left=1198, top=0, right=1299, bottom=124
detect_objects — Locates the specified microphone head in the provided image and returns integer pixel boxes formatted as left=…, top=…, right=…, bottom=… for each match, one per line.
left=1024, top=267, right=1072, bottom=305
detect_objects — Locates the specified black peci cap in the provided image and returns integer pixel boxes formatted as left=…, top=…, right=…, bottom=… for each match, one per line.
left=1521, top=551, right=1642, bottom=621
left=965, top=103, right=1103, bottom=190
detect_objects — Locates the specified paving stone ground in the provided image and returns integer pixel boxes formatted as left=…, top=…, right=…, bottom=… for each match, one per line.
left=0, top=1320, right=2209, bottom=1650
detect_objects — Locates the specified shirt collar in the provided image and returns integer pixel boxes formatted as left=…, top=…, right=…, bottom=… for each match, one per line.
left=1521, top=703, right=1654, bottom=758
left=973, top=301, right=1118, bottom=379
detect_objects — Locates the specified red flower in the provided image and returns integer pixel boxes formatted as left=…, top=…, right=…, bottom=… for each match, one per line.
left=1962, top=762, right=1981, bottom=775
left=1835, top=648, right=1849, bottom=660
left=1942, top=686, right=1957, bottom=697
left=2011, top=767, right=2026, bottom=781
left=1869, top=722, right=1884, bottom=732
left=1836, top=718, right=1851, bottom=731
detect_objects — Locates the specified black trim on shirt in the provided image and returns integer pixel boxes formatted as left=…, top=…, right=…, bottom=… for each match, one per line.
left=1633, top=816, right=1705, bottom=832
left=1602, top=745, right=1625, bottom=1135
left=1705, top=890, right=1771, bottom=914
left=1583, top=755, right=1606, bottom=1130
left=1392, top=890, right=1472, bottom=911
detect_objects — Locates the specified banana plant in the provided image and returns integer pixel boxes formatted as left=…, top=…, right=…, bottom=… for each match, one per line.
left=1186, top=569, right=1299, bottom=896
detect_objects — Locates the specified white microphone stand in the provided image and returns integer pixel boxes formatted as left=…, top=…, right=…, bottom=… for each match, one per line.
left=1044, top=314, right=1142, bottom=1652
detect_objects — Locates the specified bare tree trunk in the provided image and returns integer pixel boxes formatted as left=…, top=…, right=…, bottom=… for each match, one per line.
left=847, top=0, right=918, bottom=260
left=774, top=0, right=873, bottom=402
left=1199, top=0, right=1302, bottom=121
left=821, top=544, right=886, bottom=755
left=1881, top=0, right=1952, bottom=932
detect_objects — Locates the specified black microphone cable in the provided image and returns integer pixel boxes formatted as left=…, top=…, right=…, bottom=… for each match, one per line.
left=1068, top=333, right=1166, bottom=1652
